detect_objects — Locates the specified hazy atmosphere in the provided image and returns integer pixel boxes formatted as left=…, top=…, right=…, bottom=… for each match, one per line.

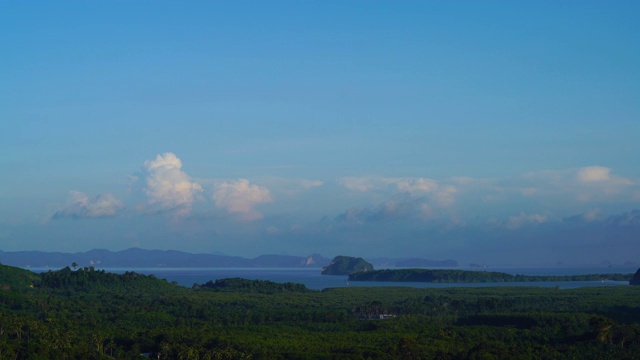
left=2, top=1, right=639, bottom=265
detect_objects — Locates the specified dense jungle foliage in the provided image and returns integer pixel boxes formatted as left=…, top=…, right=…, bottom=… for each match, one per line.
left=1, top=265, right=640, bottom=359
left=348, top=268, right=633, bottom=283
left=192, top=277, right=312, bottom=294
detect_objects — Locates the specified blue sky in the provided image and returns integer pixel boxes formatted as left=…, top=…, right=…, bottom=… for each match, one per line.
left=1, top=1, right=639, bottom=265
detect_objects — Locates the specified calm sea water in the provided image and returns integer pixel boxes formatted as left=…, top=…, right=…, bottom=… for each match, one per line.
left=62, top=266, right=636, bottom=290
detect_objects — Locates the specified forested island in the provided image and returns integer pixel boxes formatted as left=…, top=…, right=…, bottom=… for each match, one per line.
left=2, top=263, right=640, bottom=358
left=321, top=255, right=375, bottom=275
left=348, top=268, right=633, bottom=283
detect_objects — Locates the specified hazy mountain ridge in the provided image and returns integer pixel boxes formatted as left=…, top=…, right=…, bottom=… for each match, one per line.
left=0, top=248, right=330, bottom=269
left=0, top=248, right=460, bottom=270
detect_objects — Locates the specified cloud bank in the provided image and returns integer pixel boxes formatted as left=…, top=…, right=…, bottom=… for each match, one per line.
left=53, top=191, right=124, bottom=219
left=212, top=179, right=272, bottom=221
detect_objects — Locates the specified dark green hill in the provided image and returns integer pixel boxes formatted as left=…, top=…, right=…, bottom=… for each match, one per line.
left=321, top=256, right=374, bottom=275
left=0, top=263, right=40, bottom=290
left=38, top=266, right=178, bottom=292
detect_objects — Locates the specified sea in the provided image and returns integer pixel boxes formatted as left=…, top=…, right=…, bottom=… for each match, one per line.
left=34, top=265, right=635, bottom=290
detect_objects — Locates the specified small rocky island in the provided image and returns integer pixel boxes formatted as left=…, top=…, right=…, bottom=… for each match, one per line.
left=630, top=268, right=640, bottom=285
left=321, top=256, right=374, bottom=275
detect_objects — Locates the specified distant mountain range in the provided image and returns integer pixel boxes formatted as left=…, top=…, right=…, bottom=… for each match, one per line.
left=0, top=248, right=330, bottom=269
left=0, top=248, right=458, bottom=269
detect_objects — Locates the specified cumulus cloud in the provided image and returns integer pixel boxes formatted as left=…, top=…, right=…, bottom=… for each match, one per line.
left=53, top=191, right=124, bottom=219
left=142, top=152, right=203, bottom=216
left=212, top=179, right=272, bottom=221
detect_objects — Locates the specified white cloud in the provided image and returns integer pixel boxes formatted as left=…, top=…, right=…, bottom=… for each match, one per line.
left=212, top=179, right=272, bottom=221
left=53, top=191, right=124, bottom=219
left=142, top=152, right=203, bottom=216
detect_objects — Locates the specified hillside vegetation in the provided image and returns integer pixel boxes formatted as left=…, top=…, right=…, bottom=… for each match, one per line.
left=1, top=263, right=640, bottom=359
left=0, top=263, right=40, bottom=290
left=193, top=277, right=312, bottom=294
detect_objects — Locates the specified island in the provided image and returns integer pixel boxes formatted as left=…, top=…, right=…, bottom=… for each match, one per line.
left=629, top=268, right=640, bottom=285
left=321, top=256, right=374, bottom=275
left=348, top=268, right=632, bottom=283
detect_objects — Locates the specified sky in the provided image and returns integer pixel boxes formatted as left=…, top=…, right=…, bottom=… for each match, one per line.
left=1, top=1, right=639, bottom=266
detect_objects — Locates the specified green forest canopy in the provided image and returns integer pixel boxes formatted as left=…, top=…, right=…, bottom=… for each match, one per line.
left=1, top=264, right=640, bottom=359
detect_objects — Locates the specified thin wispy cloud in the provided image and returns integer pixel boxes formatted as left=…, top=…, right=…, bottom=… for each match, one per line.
left=505, top=213, right=548, bottom=230
left=339, top=176, right=460, bottom=212
left=258, top=177, right=324, bottom=196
